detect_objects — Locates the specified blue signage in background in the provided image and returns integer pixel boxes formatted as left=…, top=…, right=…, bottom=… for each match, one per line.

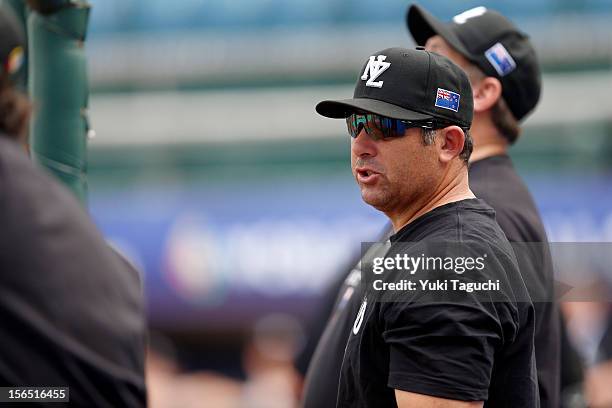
left=89, top=170, right=612, bottom=331
left=90, top=176, right=385, bottom=330
left=527, top=172, right=612, bottom=242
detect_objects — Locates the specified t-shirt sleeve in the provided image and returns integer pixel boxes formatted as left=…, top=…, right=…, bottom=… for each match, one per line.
left=381, top=301, right=507, bottom=402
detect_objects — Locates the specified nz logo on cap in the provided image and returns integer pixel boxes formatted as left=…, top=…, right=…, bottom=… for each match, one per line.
left=361, top=55, right=391, bottom=88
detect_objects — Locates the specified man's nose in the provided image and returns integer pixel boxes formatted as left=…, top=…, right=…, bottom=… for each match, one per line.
left=351, top=127, right=377, bottom=157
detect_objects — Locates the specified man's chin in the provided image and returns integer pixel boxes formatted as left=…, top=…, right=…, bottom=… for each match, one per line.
left=360, top=190, right=389, bottom=212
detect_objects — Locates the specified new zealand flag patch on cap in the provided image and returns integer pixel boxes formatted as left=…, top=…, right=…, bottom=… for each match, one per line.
left=485, top=43, right=516, bottom=77
left=435, top=88, right=460, bottom=112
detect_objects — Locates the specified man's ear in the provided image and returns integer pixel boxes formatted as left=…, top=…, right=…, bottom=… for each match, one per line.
left=438, top=125, right=465, bottom=163
left=472, top=76, right=502, bottom=113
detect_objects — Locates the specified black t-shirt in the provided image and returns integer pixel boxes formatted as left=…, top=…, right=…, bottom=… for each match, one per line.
left=470, top=154, right=560, bottom=408
left=302, top=155, right=562, bottom=408
left=336, top=199, right=538, bottom=408
left=0, top=137, right=146, bottom=406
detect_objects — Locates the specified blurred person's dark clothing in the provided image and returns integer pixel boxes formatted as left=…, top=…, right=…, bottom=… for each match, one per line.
left=0, top=135, right=147, bottom=407
left=294, top=266, right=355, bottom=378
left=561, top=321, right=584, bottom=388
left=294, top=229, right=391, bottom=379
left=560, top=313, right=586, bottom=408
left=298, top=255, right=365, bottom=407
left=597, top=311, right=612, bottom=363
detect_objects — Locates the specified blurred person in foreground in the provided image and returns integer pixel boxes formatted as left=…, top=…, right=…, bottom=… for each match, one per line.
left=299, top=6, right=573, bottom=408
left=310, top=46, right=537, bottom=407
left=0, top=7, right=146, bottom=406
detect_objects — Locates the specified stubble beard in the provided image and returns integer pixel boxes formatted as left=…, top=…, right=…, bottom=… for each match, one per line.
left=358, top=173, right=428, bottom=219
left=358, top=179, right=398, bottom=213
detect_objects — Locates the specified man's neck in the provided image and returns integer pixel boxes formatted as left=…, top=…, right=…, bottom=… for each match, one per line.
left=470, top=143, right=507, bottom=162
left=469, top=116, right=509, bottom=163
left=388, top=168, right=475, bottom=233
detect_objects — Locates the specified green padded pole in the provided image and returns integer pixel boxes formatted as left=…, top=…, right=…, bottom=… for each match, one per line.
left=27, top=0, right=91, bottom=205
left=3, top=0, right=26, bottom=22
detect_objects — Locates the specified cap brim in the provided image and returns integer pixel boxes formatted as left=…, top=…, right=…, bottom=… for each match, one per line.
left=316, top=98, right=433, bottom=122
left=406, top=5, right=472, bottom=60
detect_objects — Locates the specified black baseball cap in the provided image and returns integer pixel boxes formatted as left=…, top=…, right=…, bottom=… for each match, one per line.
left=407, top=4, right=541, bottom=121
left=0, top=6, right=25, bottom=77
left=316, top=47, right=473, bottom=129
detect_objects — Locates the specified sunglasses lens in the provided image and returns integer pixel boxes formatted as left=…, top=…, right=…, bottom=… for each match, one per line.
left=347, top=114, right=366, bottom=138
left=346, top=114, right=408, bottom=139
left=379, top=116, right=397, bottom=138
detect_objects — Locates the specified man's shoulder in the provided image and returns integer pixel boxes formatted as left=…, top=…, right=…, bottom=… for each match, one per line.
left=0, top=136, right=32, bottom=181
left=395, top=198, right=499, bottom=241
left=0, top=136, right=70, bottom=201
left=469, top=155, right=548, bottom=242
left=0, top=138, right=146, bottom=400
left=438, top=198, right=511, bottom=245
left=471, top=155, right=525, bottom=198
left=0, top=137, right=91, bottom=238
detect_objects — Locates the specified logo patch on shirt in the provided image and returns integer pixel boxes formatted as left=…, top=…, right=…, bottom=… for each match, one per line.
left=352, top=298, right=368, bottom=335
left=435, top=88, right=460, bottom=112
left=485, top=42, right=517, bottom=77
left=361, top=55, right=391, bottom=88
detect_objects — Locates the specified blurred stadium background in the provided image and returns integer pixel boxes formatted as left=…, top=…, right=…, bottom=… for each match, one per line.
left=81, top=0, right=612, bottom=406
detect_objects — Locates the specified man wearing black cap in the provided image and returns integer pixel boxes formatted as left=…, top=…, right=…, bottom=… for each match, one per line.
left=0, top=6, right=146, bottom=406
left=307, top=46, right=538, bottom=407
left=407, top=5, right=561, bottom=408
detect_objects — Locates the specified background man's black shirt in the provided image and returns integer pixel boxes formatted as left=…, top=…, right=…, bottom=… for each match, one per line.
left=335, top=199, right=538, bottom=407
left=0, top=137, right=147, bottom=406
left=470, top=154, right=560, bottom=408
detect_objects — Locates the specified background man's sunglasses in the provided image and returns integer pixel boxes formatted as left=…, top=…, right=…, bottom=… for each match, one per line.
left=346, top=113, right=452, bottom=140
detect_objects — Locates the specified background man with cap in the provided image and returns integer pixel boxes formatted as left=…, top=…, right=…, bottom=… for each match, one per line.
left=407, top=5, right=563, bottom=408
left=308, top=46, right=538, bottom=407
left=0, top=6, right=146, bottom=406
